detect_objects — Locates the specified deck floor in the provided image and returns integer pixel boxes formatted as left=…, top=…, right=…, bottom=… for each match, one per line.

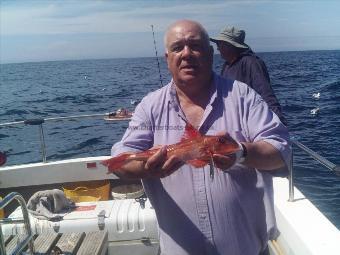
left=4, top=230, right=107, bottom=255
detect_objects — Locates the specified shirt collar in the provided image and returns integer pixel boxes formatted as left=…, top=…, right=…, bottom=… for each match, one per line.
left=167, top=73, right=220, bottom=131
left=168, top=74, right=218, bottom=107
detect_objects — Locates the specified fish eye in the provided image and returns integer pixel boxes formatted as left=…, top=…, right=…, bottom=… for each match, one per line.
left=218, top=137, right=226, bottom=143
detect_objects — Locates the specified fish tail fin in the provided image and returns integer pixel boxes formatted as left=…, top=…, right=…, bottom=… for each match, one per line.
left=101, top=153, right=131, bottom=173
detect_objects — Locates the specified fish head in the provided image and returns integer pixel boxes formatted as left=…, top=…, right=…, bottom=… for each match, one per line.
left=203, top=135, right=240, bottom=155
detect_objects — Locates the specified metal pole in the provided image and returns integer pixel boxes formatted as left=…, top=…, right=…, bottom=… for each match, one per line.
left=0, top=120, right=25, bottom=127
left=0, top=113, right=112, bottom=127
left=288, top=150, right=294, bottom=202
left=38, top=124, right=47, bottom=163
left=288, top=139, right=340, bottom=202
left=0, top=112, right=130, bottom=164
left=44, top=113, right=110, bottom=122
left=292, top=140, right=339, bottom=173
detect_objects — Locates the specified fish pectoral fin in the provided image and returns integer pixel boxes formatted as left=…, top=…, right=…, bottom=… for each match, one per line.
left=187, top=159, right=208, bottom=168
left=180, top=123, right=202, bottom=142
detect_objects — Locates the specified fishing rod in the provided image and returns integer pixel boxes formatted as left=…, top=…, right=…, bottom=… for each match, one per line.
left=151, top=24, right=163, bottom=87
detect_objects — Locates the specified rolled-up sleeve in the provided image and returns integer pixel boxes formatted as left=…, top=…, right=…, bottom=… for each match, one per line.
left=246, top=88, right=291, bottom=170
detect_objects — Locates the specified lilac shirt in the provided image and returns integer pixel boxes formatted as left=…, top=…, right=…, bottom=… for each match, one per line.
left=111, top=73, right=291, bottom=255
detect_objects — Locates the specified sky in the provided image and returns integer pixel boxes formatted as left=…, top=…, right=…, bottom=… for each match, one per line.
left=1, top=0, right=340, bottom=64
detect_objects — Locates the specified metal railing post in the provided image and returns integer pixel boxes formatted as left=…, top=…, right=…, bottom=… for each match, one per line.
left=288, top=149, right=294, bottom=202
left=292, top=140, right=339, bottom=173
left=0, top=112, right=129, bottom=164
left=38, top=124, right=47, bottom=163
left=288, top=139, right=340, bottom=202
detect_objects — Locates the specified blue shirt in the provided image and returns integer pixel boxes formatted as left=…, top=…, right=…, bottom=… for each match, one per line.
left=112, top=73, right=291, bottom=255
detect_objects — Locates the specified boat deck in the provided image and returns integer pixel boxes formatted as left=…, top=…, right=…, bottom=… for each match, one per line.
left=3, top=231, right=107, bottom=255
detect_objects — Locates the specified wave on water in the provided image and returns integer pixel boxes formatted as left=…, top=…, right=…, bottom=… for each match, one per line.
left=53, top=95, right=100, bottom=104
left=72, top=137, right=104, bottom=150
left=71, top=125, right=93, bottom=130
left=323, top=79, right=340, bottom=90
left=0, top=109, right=30, bottom=117
left=7, top=150, right=31, bottom=156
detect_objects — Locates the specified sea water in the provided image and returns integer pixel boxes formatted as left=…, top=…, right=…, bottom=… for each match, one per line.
left=0, top=50, right=339, bottom=228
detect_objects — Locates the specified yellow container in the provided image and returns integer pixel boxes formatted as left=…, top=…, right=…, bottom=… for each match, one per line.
left=63, top=180, right=110, bottom=202
left=67, top=195, right=101, bottom=203
left=0, top=196, right=4, bottom=218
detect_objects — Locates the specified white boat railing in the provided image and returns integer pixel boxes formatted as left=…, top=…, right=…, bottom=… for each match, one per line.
left=0, top=112, right=130, bottom=163
left=289, top=139, right=340, bottom=202
left=0, top=115, right=339, bottom=202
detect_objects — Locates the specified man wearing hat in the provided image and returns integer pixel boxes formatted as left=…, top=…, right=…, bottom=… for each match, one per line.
left=211, top=27, right=288, bottom=249
left=210, top=26, right=286, bottom=125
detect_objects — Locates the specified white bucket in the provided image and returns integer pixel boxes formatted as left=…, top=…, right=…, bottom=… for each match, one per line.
left=111, top=184, right=144, bottom=200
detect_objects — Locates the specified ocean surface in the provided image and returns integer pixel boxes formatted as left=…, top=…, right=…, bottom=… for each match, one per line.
left=0, top=50, right=339, bottom=229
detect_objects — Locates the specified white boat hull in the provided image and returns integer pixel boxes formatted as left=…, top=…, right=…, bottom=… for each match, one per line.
left=1, top=156, right=339, bottom=255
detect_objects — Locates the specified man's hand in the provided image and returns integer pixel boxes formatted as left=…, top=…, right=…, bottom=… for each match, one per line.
left=114, top=146, right=184, bottom=179
left=145, top=146, right=184, bottom=178
left=212, top=153, right=237, bottom=170
left=211, top=131, right=239, bottom=171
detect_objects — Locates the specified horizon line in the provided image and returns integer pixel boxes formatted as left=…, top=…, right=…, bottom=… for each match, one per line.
left=1, top=48, right=339, bottom=65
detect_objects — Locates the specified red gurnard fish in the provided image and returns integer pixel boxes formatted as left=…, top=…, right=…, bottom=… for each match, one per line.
left=102, top=123, right=241, bottom=173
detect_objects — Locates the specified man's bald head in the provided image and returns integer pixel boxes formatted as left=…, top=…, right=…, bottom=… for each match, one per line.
left=163, top=19, right=213, bottom=93
left=164, top=20, right=210, bottom=52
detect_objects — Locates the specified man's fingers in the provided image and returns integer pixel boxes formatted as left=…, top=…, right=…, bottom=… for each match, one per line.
left=154, top=161, right=183, bottom=178
left=213, top=153, right=236, bottom=170
left=161, top=156, right=184, bottom=177
left=145, top=146, right=167, bottom=171
left=144, top=152, right=184, bottom=178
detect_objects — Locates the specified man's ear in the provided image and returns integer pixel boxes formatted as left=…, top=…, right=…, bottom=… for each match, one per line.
left=165, top=51, right=168, bottom=60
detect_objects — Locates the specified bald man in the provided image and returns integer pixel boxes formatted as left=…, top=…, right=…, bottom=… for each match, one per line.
left=109, top=20, right=291, bottom=255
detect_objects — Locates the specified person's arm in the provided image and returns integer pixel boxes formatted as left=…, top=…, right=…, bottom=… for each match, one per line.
left=212, top=140, right=285, bottom=171
left=213, top=81, right=290, bottom=172
left=248, top=58, right=287, bottom=125
left=241, top=141, right=284, bottom=170
left=110, top=94, right=184, bottom=180
left=113, top=146, right=184, bottom=179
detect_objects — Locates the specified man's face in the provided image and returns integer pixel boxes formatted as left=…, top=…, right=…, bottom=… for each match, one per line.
left=165, top=23, right=213, bottom=86
left=216, top=41, right=233, bottom=61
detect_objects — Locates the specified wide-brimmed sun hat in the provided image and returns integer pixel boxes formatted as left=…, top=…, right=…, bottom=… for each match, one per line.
left=210, top=26, right=249, bottom=49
